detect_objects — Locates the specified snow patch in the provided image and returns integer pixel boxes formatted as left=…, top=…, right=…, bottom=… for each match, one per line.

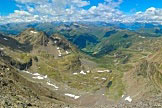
left=139, top=36, right=145, bottom=39
left=0, top=48, right=4, bottom=50
left=32, top=73, right=48, bottom=80
left=55, top=37, right=61, bottom=40
left=32, top=76, right=44, bottom=80
left=54, top=41, right=57, bottom=43
left=21, top=70, right=47, bottom=80
left=58, top=49, right=62, bottom=57
left=21, top=70, right=32, bottom=74
left=30, top=31, right=38, bottom=34
left=97, top=70, right=111, bottom=73
left=73, top=73, right=78, bottom=75
left=58, top=54, right=62, bottom=57
left=3, top=38, right=8, bottom=40
left=47, top=82, right=59, bottom=89
left=80, top=70, right=86, bottom=75
left=122, top=95, right=124, bottom=98
left=65, top=51, right=69, bottom=54
left=125, top=96, right=132, bottom=102
left=44, top=75, right=48, bottom=79
left=97, top=70, right=104, bottom=73
left=33, top=73, right=40, bottom=76
left=102, top=78, right=107, bottom=80
left=64, top=93, right=80, bottom=99
left=58, top=50, right=61, bottom=53
left=87, top=70, right=90, bottom=73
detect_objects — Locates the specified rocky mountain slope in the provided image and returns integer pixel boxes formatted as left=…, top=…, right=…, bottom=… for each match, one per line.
left=0, top=26, right=162, bottom=108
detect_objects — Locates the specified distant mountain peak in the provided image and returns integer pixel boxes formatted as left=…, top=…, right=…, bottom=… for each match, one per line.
left=17, top=28, right=49, bottom=47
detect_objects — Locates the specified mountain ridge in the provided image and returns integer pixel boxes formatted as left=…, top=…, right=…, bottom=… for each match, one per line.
left=0, top=26, right=162, bottom=107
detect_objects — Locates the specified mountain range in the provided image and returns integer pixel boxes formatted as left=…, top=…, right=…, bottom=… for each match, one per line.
left=0, top=22, right=162, bottom=108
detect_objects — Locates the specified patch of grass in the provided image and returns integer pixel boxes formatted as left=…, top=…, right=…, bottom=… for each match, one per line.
left=105, top=72, right=125, bottom=100
left=19, top=53, right=32, bottom=63
left=65, top=72, right=113, bottom=91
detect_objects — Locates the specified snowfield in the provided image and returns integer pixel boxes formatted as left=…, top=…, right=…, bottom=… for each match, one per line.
left=125, top=96, right=132, bottom=102
left=64, top=93, right=80, bottom=99
left=47, top=82, right=59, bottom=89
left=30, top=31, right=38, bottom=34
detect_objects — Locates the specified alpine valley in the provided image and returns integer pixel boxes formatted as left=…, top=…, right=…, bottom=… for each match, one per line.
left=0, top=22, right=162, bottom=108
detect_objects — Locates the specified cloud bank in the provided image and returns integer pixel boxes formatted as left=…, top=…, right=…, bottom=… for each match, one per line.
left=0, top=0, right=162, bottom=24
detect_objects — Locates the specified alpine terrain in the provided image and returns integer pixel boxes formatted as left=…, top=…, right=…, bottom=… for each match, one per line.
left=0, top=22, right=162, bottom=108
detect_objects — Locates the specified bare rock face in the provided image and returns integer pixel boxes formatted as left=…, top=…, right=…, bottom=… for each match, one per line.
left=0, top=61, right=72, bottom=108
left=0, top=50, right=32, bottom=70
left=16, top=28, right=49, bottom=48
left=50, top=34, right=72, bottom=50
left=10, top=58, right=33, bottom=70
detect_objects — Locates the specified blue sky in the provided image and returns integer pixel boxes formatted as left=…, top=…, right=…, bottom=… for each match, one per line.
left=0, top=0, right=162, bottom=24
left=1, top=0, right=161, bottom=15
left=0, top=0, right=18, bottom=15
left=120, top=0, right=162, bottom=13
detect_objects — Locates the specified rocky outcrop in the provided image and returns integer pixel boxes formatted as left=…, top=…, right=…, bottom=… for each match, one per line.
left=0, top=60, right=70, bottom=108
left=50, top=34, right=72, bottom=50
left=0, top=51, right=32, bottom=70
left=16, top=28, right=49, bottom=48
left=10, top=58, right=32, bottom=70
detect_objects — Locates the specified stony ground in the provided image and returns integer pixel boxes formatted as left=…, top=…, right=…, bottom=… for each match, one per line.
left=0, top=60, right=73, bottom=108
left=1, top=60, right=162, bottom=108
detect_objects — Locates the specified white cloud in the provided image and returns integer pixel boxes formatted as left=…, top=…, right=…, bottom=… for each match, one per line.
left=104, top=0, right=123, bottom=8
left=71, top=0, right=90, bottom=7
left=0, top=10, right=39, bottom=24
left=83, top=2, right=124, bottom=22
left=0, top=0, right=162, bottom=24
left=14, top=10, right=31, bottom=16
left=134, top=7, right=162, bottom=23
